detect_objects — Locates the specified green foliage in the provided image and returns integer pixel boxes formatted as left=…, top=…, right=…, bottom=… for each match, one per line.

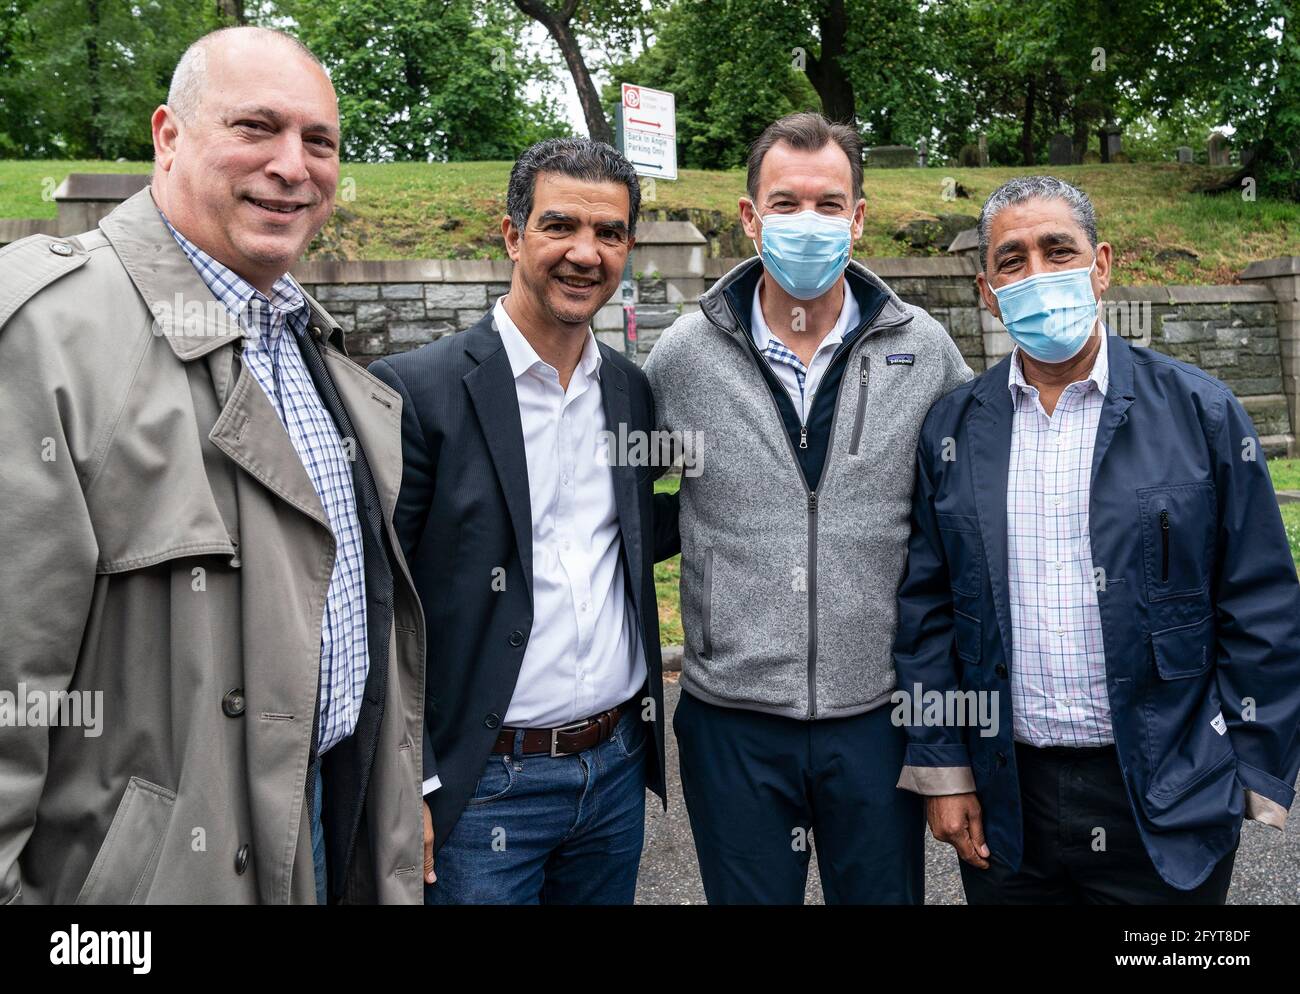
left=603, top=0, right=819, bottom=171
left=290, top=0, right=571, bottom=162
left=0, top=0, right=224, bottom=159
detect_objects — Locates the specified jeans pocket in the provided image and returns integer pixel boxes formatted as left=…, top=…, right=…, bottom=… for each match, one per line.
left=614, top=715, right=649, bottom=761
left=466, top=755, right=516, bottom=806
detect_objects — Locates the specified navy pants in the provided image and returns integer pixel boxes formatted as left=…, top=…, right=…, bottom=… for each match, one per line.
left=674, top=690, right=924, bottom=904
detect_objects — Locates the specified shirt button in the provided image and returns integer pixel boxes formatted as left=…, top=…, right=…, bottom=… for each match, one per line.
left=484, top=713, right=501, bottom=729
left=1054, top=561, right=1064, bottom=571
left=234, top=843, right=250, bottom=874
left=49, top=241, right=73, bottom=256
left=333, top=685, right=345, bottom=700
left=580, top=602, right=589, bottom=612
left=1052, top=495, right=1063, bottom=507
left=1056, top=628, right=1067, bottom=638
left=508, top=630, right=525, bottom=647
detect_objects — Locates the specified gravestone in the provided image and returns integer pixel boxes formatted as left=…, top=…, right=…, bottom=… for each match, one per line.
left=1208, top=132, right=1230, bottom=166
left=1049, top=133, right=1073, bottom=165
left=1176, top=146, right=1193, bottom=164
left=918, top=137, right=928, bottom=168
left=865, top=144, right=919, bottom=168
left=1098, top=127, right=1122, bottom=162
left=978, top=133, right=989, bottom=167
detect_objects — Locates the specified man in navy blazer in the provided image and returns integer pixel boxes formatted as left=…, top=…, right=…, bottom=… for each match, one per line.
left=369, top=139, right=674, bottom=904
left=893, top=175, right=1300, bottom=903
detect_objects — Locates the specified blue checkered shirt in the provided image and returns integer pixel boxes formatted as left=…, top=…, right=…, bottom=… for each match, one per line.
left=162, top=213, right=369, bottom=756
left=1006, top=342, right=1113, bottom=746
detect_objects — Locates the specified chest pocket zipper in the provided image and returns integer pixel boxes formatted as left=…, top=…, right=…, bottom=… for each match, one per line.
left=848, top=356, right=870, bottom=455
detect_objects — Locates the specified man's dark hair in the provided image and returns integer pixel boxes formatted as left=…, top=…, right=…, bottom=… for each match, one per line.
left=746, top=112, right=864, bottom=202
left=506, top=138, right=641, bottom=237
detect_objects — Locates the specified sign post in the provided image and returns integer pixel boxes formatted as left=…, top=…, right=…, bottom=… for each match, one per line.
left=615, top=82, right=677, bottom=362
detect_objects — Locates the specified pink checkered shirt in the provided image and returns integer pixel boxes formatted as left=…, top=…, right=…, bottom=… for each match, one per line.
left=1006, top=341, right=1114, bottom=746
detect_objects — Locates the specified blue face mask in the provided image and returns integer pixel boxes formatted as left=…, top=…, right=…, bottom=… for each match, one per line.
left=756, top=210, right=853, bottom=300
left=991, top=258, right=1099, bottom=363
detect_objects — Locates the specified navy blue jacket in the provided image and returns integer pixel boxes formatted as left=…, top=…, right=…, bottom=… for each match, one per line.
left=893, top=333, right=1300, bottom=890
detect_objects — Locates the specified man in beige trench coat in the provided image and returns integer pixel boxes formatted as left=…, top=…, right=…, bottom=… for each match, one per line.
left=0, top=27, right=428, bottom=904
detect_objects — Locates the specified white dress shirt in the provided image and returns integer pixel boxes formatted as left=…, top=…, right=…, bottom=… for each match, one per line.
left=493, top=297, right=646, bottom=728
left=1006, top=339, right=1113, bottom=747
left=750, top=277, right=860, bottom=423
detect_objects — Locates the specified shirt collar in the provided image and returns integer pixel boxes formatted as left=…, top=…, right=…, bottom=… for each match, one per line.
left=1008, top=331, right=1110, bottom=401
left=493, top=296, right=602, bottom=383
left=158, top=209, right=308, bottom=340
left=750, top=276, right=857, bottom=358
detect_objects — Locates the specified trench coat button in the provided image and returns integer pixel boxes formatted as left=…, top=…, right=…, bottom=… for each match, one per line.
left=995, top=751, right=1007, bottom=768
left=221, top=688, right=246, bottom=717
left=508, top=630, right=525, bottom=647
left=995, top=663, right=1008, bottom=679
left=483, top=713, right=501, bottom=729
left=49, top=241, right=73, bottom=256
left=234, top=844, right=250, bottom=874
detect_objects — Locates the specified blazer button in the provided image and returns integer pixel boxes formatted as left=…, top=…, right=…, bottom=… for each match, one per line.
left=221, top=688, right=246, bottom=717
left=484, top=713, right=501, bottom=729
left=234, top=844, right=250, bottom=874
left=508, top=630, right=525, bottom=647
left=995, top=751, right=1007, bottom=768
left=995, top=664, right=1008, bottom=679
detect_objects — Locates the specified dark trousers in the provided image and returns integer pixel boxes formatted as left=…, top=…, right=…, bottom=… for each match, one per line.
left=674, top=690, right=924, bottom=905
left=960, top=741, right=1237, bottom=905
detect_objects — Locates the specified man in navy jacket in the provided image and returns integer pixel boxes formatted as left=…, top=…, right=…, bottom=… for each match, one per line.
left=893, top=175, right=1300, bottom=902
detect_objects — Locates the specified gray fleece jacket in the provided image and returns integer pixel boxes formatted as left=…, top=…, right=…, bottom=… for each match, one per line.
left=645, top=256, right=973, bottom=719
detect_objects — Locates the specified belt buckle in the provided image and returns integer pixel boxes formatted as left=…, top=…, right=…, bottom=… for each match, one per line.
left=550, top=719, right=591, bottom=757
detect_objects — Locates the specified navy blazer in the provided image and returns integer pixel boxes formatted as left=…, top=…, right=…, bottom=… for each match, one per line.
left=369, top=313, right=672, bottom=852
left=894, top=332, right=1300, bottom=890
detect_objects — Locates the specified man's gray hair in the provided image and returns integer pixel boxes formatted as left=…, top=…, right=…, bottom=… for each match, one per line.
left=167, top=26, right=326, bottom=123
left=977, top=175, right=1098, bottom=272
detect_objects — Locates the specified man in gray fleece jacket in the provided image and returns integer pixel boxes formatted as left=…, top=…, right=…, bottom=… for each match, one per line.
left=645, top=112, right=972, bottom=904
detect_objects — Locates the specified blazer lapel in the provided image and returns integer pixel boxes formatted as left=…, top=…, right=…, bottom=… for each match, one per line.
left=598, top=354, right=644, bottom=620
left=968, top=355, right=1016, bottom=661
left=462, top=316, right=535, bottom=604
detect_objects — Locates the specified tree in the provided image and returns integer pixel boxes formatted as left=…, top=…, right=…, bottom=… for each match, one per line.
left=512, top=0, right=647, bottom=144
left=290, top=0, right=571, bottom=161
left=0, top=0, right=225, bottom=159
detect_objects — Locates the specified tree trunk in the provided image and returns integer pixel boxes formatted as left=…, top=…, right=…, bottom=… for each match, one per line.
left=1020, top=76, right=1036, bottom=166
left=513, top=0, right=613, bottom=144
left=806, top=0, right=855, bottom=124
left=85, top=0, right=101, bottom=158
left=216, top=0, right=246, bottom=22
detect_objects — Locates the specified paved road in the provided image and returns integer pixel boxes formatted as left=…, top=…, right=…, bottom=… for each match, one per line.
left=634, top=676, right=1300, bottom=904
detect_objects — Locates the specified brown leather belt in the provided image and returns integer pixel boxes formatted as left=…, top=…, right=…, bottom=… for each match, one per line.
left=491, top=700, right=630, bottom=757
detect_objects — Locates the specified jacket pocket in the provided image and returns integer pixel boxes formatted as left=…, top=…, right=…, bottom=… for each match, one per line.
left=936, top=512, right=984, bottom=599
left=1138, top=482, right=1214, bottom=602
left=953, top=607, right=982, bottom=664
left=1150, top=614, right=1214, bottom=680
left=75, top=776, right=176, bottom=905
left=701, top=547, right=714, bottom=659
left=848, top=356, right=870, bottom=456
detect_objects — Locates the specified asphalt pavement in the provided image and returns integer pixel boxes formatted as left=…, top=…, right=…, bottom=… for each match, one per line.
left=634, top=675, right=1300, bottom=905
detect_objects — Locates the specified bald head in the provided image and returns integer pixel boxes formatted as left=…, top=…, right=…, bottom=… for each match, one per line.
left=167, top=27, right=331, bottom=124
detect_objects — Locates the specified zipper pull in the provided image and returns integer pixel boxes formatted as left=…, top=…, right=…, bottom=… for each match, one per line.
left=1159, top=508, right=1170, bottom=582
left=799, top=425, right=808, bottom=449
left=808, top=491, right=818, bottom=514
left=860, top=358, right=869, bottom=386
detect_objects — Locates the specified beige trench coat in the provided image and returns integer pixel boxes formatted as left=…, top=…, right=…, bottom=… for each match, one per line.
left=0, top=189, right=426, bottom=904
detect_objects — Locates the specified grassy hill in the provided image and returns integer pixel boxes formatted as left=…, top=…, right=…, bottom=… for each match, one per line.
left=3, top=160, right=1295, bottom=285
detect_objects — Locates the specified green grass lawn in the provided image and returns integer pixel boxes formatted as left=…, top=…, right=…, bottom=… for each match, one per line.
left=654, top=473, right=683, bottom=646
left=3, top=159, right=1295, bottom=284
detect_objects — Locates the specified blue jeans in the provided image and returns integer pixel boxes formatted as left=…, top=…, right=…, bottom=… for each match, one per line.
left=425, top=707, right=648, bottom=905
left=310, top=774, right=327, bottom=905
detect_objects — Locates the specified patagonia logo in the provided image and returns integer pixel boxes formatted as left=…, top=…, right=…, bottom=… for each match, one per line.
left=886, top=354, right=915, bottom=366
